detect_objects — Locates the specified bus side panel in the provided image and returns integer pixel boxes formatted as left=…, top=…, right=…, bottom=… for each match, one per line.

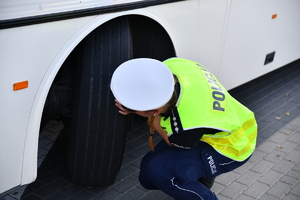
left=192, top=0, right=229, bottom=76
left=218, top=0, right=300, bottom=89
left=0, top=16, right=92, bottom=193
left=147, top=0, right=199, bottom=61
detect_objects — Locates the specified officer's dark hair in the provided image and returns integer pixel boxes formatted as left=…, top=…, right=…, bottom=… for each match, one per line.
left=147, top=83, right=178, bottom=151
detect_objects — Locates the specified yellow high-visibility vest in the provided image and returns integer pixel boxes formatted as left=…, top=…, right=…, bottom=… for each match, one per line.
left=161, top=58, right=257, bottom=161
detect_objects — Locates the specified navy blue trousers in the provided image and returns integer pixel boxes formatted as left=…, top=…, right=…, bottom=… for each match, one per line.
left=139, top=140, right=250, bottom=200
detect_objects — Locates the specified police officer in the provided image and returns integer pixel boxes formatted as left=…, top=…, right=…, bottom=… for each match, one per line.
left=110, top=58, right=257, bottom=200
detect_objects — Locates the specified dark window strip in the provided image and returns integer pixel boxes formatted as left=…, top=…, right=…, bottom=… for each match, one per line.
left=0, top=0, right=184, bottom=30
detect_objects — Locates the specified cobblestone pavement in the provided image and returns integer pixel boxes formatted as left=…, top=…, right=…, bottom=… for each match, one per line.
left=1, top=59, right=300, bottom=200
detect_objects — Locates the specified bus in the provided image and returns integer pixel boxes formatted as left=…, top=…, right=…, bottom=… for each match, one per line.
left=1, top=0, right=299, bottom=194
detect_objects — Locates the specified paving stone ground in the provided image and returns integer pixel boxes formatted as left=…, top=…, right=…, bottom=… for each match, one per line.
left=1, top=59, right=300, bottom=200
left=212, top=117, right=300, bottom=200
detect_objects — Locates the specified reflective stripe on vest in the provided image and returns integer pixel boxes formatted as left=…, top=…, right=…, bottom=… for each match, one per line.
left=161, top=58, right=258, bottom=161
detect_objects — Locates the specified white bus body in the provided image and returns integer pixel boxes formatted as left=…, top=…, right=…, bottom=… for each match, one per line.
left=0, top=0, right=299, bottom=194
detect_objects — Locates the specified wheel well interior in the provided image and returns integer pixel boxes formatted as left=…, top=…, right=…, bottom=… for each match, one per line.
left=127, top=15, right=176, bottom=61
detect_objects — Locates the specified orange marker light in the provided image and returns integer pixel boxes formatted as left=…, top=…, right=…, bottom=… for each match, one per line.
left=272, top=14, right=277, bottom=19
left=13, top=81, right=28, bottom=91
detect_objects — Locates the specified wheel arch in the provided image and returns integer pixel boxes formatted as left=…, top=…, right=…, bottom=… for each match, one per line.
left=22, top=13, right=176, bottom=184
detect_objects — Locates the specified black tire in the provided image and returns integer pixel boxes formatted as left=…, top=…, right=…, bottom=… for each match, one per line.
left=67, top=17, right=133, bottom=186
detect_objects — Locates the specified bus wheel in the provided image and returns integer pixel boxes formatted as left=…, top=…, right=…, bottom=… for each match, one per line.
left=67, top=17, right=133, bottom=186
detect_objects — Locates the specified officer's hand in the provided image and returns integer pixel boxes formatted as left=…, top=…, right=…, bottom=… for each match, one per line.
left=115, top=99, right=131, bottom=115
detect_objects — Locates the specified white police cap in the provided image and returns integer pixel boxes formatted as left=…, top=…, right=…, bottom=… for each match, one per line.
left=110, top=58, right=174, bottom=111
